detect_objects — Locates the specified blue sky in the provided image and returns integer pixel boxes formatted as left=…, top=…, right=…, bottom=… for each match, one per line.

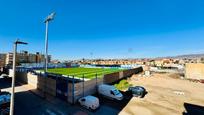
left=0, top=0, right=204, bottom=60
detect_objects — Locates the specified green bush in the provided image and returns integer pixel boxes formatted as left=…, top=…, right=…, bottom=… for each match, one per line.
left=114, top=79, right=132, bottom=91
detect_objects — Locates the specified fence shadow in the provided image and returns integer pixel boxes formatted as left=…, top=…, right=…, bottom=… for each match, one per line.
left=14, top=89, right=70, bottom=115
left=0, top=77, right=23, bottom=89
left=183, top=103, right=204, bottom=115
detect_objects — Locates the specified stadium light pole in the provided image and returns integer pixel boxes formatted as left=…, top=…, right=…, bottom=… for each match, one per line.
left=10, top=39, right=28, bottom=115
left=44, top=12, right=56, bottom=73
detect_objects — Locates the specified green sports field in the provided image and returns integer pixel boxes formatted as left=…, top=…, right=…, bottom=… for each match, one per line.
left=47, top=67, right=123, bottom=79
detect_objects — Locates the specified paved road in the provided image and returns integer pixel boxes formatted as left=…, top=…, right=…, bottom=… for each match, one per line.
left=0, top=77, right=123, bottom=115
left=76, top=92, right=132, bottom=115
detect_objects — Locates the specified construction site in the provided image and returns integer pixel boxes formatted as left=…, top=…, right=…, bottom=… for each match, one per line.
left=120, top=72, right=204, bottom=115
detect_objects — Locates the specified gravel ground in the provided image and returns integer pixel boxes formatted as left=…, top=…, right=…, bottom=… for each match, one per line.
left=119, top=73, right=204, bottom=115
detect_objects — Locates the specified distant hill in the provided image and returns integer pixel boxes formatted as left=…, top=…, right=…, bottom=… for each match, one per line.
left=174, top=54, right=204, bottom=59
left=156, top=53, right=204, bottom=59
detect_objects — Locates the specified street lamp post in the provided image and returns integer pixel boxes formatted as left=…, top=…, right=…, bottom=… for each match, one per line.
left=45, top=21, right=49, bottom=72
left=43, top=12, right=55, bottom=98
left=44, top=12, right=56, bottom=73
left=10, top=40, right=28, bottom=115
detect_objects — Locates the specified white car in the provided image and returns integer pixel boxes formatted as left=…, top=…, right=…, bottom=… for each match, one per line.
left=98, top=84, right=123, bottom=101
left=0, top=74, right=9, bottom=78
left=78, top=95, right=100, bottom=110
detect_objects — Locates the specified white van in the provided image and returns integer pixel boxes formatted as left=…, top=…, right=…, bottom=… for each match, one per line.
left=78, top=95, right=100, bottom=110
left=98, top=84, right=123, bottom=100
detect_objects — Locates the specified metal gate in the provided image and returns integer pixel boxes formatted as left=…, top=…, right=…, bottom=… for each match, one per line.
left=56, top=77, right=68, bottom=101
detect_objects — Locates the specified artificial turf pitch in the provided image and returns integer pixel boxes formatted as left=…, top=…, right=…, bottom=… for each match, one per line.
left=47, top=67, right=123, bottom=79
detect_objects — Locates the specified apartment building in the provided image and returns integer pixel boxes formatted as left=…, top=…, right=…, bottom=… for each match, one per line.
left=5, top=52, right=13, bottom=65
left=5, top=51, right=51, bottom=66
left=0, top=53, right=6, bottom=68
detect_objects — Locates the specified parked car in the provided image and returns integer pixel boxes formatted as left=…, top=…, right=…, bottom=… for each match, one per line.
left=0, top=74, right=9, bottom=79
left=0, top=91, right=11, bottom=105
left=78, top=95, right=99, bottom=110
left=98, top=84, right=123, bottom=100
left=0, top=91, right=11, bottom=115
left=128, top=86, right=146, bottom=98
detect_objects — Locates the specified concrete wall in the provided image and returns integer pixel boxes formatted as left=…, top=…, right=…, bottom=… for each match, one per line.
left=68, top=78, right=103, bottom=103
left=185, top=63, right=204, bottom=80
left=14, top=67, right=143, bottom=104
left=16, top=71, right=28, bottom=83
left=37, top=76, right=56, bottom=97
left=123, top=67, right=143, bottom=77
left=27, top=73, right=38, bottom=88
left=67, top=83, right=74, bottom=104
left=68, top=67, right=143, bottom=103
left=103, top=67, right=143, bottom=84
left=103, top=72, right=120, bottom=84
left=15, top=71, right=56, bottom=97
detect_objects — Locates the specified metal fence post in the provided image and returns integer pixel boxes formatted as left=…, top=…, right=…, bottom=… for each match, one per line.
left=96, top=73, right=98, bottom=91
left=83, top=74, right=85, bottom=97
left=44, top=72, right=47, bottom=98
left=72, top=75, right=75, bottom=104
left=67, top=75, right=69, bottom=102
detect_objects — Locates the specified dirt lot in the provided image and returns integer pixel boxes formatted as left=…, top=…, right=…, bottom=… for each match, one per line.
left=119, top=73, right=204, bottom=115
